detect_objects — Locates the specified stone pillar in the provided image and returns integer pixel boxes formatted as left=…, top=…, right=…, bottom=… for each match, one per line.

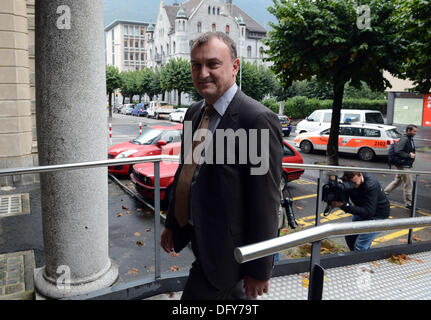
left=33, top=0, right=118, bottom=298
left=0, top=0, right=34, bottom=185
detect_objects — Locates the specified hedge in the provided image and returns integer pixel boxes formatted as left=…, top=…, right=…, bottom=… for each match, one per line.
left=282, top=96, right=387, bottom=119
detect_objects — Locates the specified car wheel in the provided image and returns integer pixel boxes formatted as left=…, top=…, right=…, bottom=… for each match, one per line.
left=300, top=140, right=313, bottom=153
left=168, top=115, right=173, bottom=122
left=358, top=147, right=375, bottom=161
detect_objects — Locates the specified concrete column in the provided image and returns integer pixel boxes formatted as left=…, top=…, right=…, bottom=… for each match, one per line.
left=33, top=0, right=118, bottom=298
left=0, top=0, right=34, bottom=185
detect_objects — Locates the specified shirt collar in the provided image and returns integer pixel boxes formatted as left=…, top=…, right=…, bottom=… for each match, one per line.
left=203, top=83, right=238, bottom=117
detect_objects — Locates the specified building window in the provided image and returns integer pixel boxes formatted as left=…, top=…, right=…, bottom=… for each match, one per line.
left=125, top=51, right=128, bottom=60
left=183, top=21, right=185, bottom=31
left=141, top=53, right=145, bottom=60
left=167, top=44, right=170, bottom=55
left=197, top=22, right=202, bottom=33
left=141, top=40, right=145, bottom=48
left=135, top=41, right=139, bottom=48
left=212, top=23, right=216, bottom=32
left=213, top=7, right=215, bottom=15
left=189, top=40, right=194, bottom=51
left=208, top=6, right=211, bottom=14
left=124, top=25, right=128, bottom=35
left=112, top=54, right=115, bottom=65
left=140, top=28, right=145, bottom=36
left=259, top=47, right=264, bottom=58
left=135, top=26, right=139, bottom=36
left=241, top=27, right=244, bottom=37
left=247, top=46, right=252, bottom=58
left=217, top=7, right=220, bottom=15
left=225, top=24, right=230, bottom=35
left=130, top=40, right=133, bottom=48
left=124, top=40, right=128, bottom=48
left=130, top=53, right=134, bottom=60
left=173, top=41, right=176, bottom=53
left=135, top=53, right=139, bottom=60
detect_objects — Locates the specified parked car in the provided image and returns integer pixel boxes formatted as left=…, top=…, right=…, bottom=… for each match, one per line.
left=121, top=104, right=135, bottom=115
left=295, top=109, right=385, bottom=135
left=168, top=108, right=188, bottom=122
left=108, top=123, right=183, bottom=175
left=131, top=103, right=148, bottom=117
left=293, top=123, right=401, bottom=161
left=147, top=101, right=175, bottom=119
left=113, top=104, right=122, bottom=113
left=130, top=141, right=304, bottom=208
left=278, top=115, right=292, bottom=137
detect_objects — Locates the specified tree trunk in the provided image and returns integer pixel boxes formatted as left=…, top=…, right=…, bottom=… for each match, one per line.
left=327, top=82, right=345, bottom=166
left=129, top=95, right=133, bottom=103
left=139, top=95, right=142, bottom=103
left=108, top=91, right=113, bottom=119
left=122, top=95, right=125, bottom=104
left=178, top=90, right=182, bottom=108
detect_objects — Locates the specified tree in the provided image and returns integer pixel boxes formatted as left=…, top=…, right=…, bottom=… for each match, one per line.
left=119, top=71, right=136, bottom=104
left=240, top=60, right=278, bottom=101
left=106, top=65, right=121, bottom=118
left=148, top=68, right=163, bottom=101
left=160, top=57, right=194, bottom=107
left=393, top=0, right=431, bottom=93
left=265, top=0, right=403, bottom=164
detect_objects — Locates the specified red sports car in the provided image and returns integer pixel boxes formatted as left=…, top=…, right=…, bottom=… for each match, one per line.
left=108, top=123, right=183, bottom=176
left=130, top=140, right=304, bottom=207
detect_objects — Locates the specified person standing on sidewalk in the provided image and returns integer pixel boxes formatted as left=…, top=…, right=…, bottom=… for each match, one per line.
left=384, top=124, right=418, bottom=209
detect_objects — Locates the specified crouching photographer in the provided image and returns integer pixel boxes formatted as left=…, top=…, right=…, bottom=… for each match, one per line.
left=330, top=170, right=390, bottom=251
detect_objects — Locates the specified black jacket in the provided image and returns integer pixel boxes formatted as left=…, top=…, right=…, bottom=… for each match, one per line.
left=394, top=134, right=415, bottom=168
left=165, top=89, right=283, bottom=290
left=341, top=173, right=390, bottom=220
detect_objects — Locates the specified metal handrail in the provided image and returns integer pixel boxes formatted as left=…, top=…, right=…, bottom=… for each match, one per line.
left=1, top=156, right=430, bottom=177
left=234, top=216, right=431, bottom=264
left=0, top=155, right=179, bottom=177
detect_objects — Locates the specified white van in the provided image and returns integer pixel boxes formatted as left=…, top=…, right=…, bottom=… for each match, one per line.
left=295, top=109, right=385, bottom=134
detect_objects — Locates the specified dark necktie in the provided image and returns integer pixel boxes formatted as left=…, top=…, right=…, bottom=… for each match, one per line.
left=174, top=104, right=214, bottom=227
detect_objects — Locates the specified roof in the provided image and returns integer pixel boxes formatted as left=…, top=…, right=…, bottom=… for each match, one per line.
left=105, top=19, right=149, bottom=31
left=231, top=5, right=266, bottom=34
left=163, top=0, right=266, bottom=34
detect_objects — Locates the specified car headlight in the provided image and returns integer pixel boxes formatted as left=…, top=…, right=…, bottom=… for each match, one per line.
left=115, top=150, right=138, bottom=159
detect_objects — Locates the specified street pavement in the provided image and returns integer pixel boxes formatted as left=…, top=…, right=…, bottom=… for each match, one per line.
left=1, top=111, right=431, bottom=299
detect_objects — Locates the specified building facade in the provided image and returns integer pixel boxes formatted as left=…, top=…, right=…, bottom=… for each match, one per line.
left=104, top=20, right=149, bottom=72
left=0, top=0, right=38, bottom=186
left=146, top=0, right=270, bottom=105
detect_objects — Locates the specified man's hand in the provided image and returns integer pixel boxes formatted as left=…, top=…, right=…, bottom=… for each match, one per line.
left=331, top=201, right=344, bottom=208
left=161, top=227, right=174, bottom=253
left=410, top=152, right=416, bottom=159
left=243, top=276, right=269, bottom=298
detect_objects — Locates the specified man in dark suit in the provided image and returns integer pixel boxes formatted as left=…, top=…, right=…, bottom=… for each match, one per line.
left=160, top=32, right=283, bottom=300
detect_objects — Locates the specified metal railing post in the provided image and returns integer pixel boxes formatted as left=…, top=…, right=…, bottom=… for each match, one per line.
left=408, top=174, right=419, bottom=244
left=154, top=161, right=161, bottom=280
left=308, top=170, right=325, bottom=300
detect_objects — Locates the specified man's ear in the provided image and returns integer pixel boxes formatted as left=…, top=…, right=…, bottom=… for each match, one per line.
left=233, top=58, right=240, bottom=76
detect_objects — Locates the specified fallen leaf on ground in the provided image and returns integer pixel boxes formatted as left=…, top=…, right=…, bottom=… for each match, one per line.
left=301, top=278, right=309, bottom=288
left=145, top=210, right=152, bottom=215
left=126, top=211, right=132, bottom=215
left=145, top=228, right=151, bottom=232
left=170, top=265, right=179, bottom=272
left=372, top=261, right=380, bottom=268
left=412, top=235, right=423, bottom=242
left=136, top=240, right=145, bottom=246
left=296, top=206, right=304, bottom=210
left=122, top=205, right=129, bottom=210
left=398, top=238, right=408, bottom=244
left=134, top=232, right=141, bottom=237
left=136, top=208, right=143, bottom=212
left=117, top=213, right=123, bottom=217
left=127, top=268, right=139, bottom=275
left=148, top=266, right=155, bottom=272
left=171, top=252, right=179, bottom=258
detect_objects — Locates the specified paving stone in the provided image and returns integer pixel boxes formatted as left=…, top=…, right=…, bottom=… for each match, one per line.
left=6, top=278, right=20, bottom=285
left=7, top=257, right=20, bottom=264
left=5, top=283, right=24, bottom=295
left=6, top=270, right=20, bottom=279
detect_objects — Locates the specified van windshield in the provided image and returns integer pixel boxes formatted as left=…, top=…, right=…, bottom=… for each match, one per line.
left=365, top=112, right=384, bottom=124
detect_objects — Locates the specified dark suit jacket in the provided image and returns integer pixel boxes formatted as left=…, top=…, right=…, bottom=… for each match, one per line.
left=165, top=89, right=283, bottom=290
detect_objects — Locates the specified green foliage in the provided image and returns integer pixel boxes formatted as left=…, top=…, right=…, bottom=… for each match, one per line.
left=283, top=97, right=387, bottom=119
left=240, top=60, right=278, bottom=101
left=392, top=0, right=431, bottom=93
left=160, top=58, right=194, bottom=107
left=261, top=98, right=280, bottom=114
left=106, top=65, right=121, bottom=94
